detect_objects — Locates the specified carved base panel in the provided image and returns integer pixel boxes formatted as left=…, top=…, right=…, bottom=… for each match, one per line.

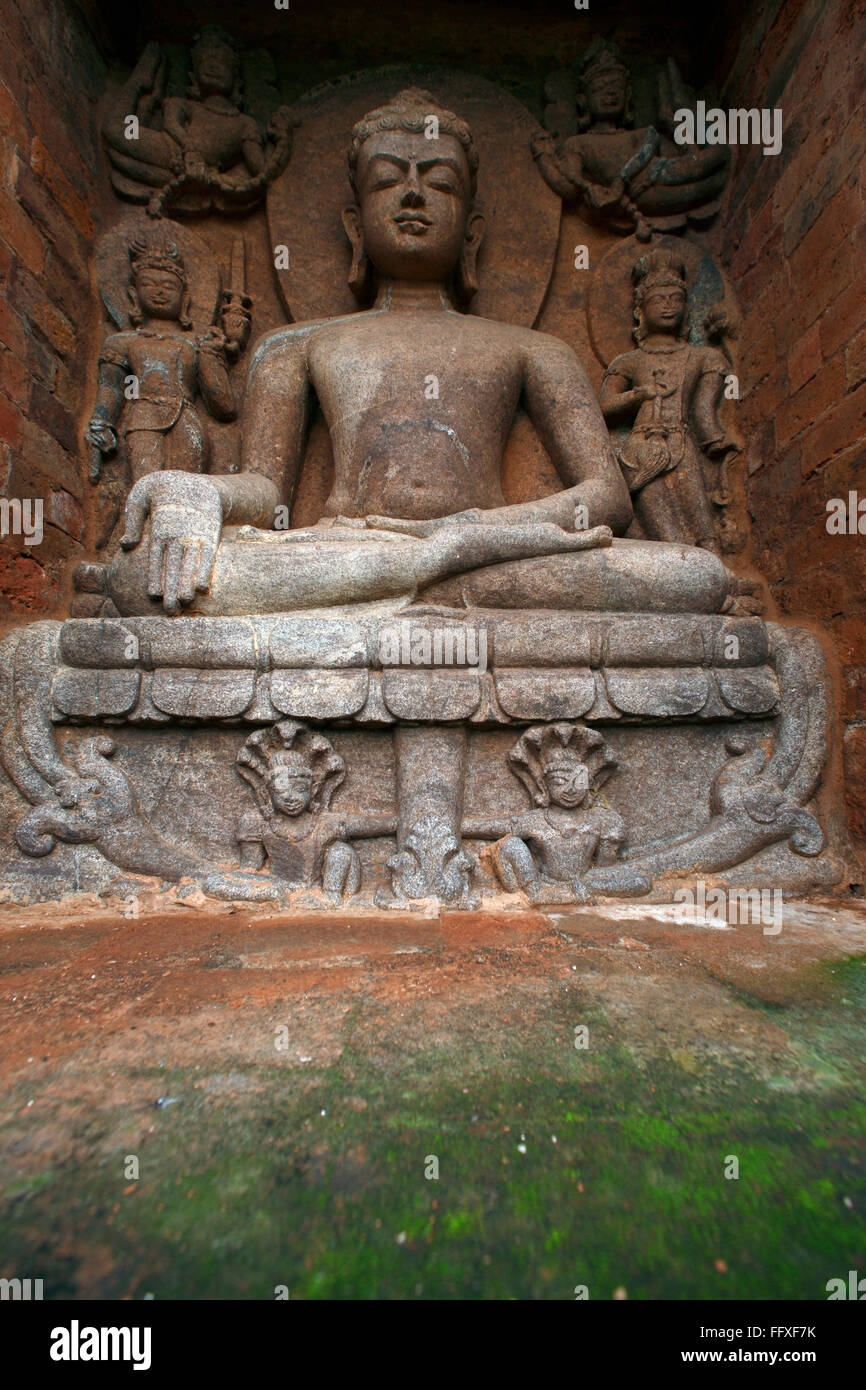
left=0, top=612, right=839, bottom=908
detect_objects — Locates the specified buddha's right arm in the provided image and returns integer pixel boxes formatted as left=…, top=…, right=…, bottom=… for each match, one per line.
left=240, top=328, right=313, bottom=503
left=117, top=330, right=311, bottom=613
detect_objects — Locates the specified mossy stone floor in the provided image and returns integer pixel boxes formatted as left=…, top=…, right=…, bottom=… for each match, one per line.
left=1, top=898, right=865, bottom=1299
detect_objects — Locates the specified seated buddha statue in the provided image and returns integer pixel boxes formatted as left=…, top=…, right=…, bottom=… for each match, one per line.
left=106, top=88, right=736, bottom=619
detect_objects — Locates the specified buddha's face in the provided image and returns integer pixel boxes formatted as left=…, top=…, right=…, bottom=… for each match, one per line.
left=353, top=129, right=474, bottom=283
left=134, top=267, right=185, bottom=320
left=644, top=286, right=686, bottom=334
left=583, top=68, right=628, bottom=123
left=192, top=37, right=238, bottom=98
left=544, top=758, right=590, bottom=808
left=267, top=766, right=313, bottom=816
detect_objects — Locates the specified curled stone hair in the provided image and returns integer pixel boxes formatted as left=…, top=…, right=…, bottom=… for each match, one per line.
left=574, top=38, right=633, bottom=132
left=508, top=722, right=616, bottom=807
left=346, top=87, right=479, bottom=199
left=632, top=246, right=689, bottom=343
left=236, top=719, right=345, bottom=818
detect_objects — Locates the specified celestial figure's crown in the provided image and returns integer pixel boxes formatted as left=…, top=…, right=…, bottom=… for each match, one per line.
left=576, top=38, right=629, bottom=86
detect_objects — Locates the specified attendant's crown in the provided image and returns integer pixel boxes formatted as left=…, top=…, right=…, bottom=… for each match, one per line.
left=128, top=227, right=186, bottom=282
left=632, top=247, right=687, bottom=296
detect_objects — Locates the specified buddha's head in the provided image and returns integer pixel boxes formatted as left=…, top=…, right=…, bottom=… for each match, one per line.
left=127, top=228, right=191, bottom=327
left=633, top=248, right=689, bottom=343
left=575, top=39, right=632, bottom=131
left=237, top=720, right=345, bottom=820
left=343, top=88, right=484, bottom=306
left=189, top=26, right=242, bottom=104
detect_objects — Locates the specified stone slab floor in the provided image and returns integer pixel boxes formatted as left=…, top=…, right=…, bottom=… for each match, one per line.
left=1, top=894, right=865, bottom=1300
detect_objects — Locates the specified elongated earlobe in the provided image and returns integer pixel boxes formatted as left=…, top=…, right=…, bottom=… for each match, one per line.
left=341, top=205, right=374, bottom=304
left=453, top=211, right=485, bottom=308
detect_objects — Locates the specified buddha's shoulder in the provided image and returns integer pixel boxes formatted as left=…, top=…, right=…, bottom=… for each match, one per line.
left=248, top=310, right=377, bottom=365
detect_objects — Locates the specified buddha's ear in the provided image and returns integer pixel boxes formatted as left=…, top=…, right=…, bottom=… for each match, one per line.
left=454, top=211, right=485, bottom=307
left=341, top=204, right=373, bottom=303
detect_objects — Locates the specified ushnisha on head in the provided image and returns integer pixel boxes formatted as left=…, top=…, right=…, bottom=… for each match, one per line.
left=509, top=723, right=617, bottom=809
left=632, top=247, right=689, bottom=343
left=127, top=227, right=192, bottom=327
left=575, top=38, right=633, bottom=131
left=342, top=87, right=485, bottom=307
left=236, top=720, right=345, bottom=820
left=188, top=25, right=242, bottom=104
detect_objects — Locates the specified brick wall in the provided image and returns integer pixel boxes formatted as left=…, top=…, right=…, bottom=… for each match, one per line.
left=713, top=0, right=866, bottom=851
left=0, top=0, right=105, bottom=623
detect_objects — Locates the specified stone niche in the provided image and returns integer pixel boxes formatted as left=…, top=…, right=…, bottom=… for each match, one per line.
left=0, top=2, right=859, bottom=912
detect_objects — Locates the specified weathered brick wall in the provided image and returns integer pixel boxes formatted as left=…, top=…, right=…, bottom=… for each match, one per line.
left=712, top=0, right=866, bottom=850
left=0, top=0, right=105, bottom=623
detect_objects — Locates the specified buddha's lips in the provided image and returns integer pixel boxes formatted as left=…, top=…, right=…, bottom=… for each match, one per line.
left=393, top=212, right=432, bottom=233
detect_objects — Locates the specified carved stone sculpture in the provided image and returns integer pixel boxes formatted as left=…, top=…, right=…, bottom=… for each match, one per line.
left=533, top=39, right=729, bottom=237
left=599, top=247, right=741, bottom=553
left=85, top=224, right=250, bottom=485
left=235, top=720, right=390, bottom=899
left=102, top=28, right=295, bottom=217
left=103, top=87, right=747, bottom=622
left=479, top=723, right=649, bottom=904
left=0, top=76, right=840, bottom=912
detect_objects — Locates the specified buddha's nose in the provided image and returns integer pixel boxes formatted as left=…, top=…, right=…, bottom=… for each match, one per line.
left=401, top=181, right=425, bottom=207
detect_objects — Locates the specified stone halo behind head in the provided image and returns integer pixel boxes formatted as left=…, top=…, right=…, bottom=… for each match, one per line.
left=267, top=66, right=560, bottom=326
left=95, top=215, right=221, bottom=335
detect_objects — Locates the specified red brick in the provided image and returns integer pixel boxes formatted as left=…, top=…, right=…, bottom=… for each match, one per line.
left=0, top=551, right=53, bottom=614
left=846, top=327, right=866, bottom=391
left=786, top=320, right=821, bottom=393
left=790, top=221, right=866, bottom=337
left=16, top=417, right=75, bottom=489
left=30, top=137, right=95, bottom=242
left=0, top=186, right=45, bottom=277
left=0, top=345, right=29, bottom=410
left=740, top=324, right=777, bottom=392
left=0, top=295, right=29, bottom=358
left=0, top=80, right=28, bottom=154
left=0, top=389, right=24, bottom=448
left=25, top=86, right=96, bottom=197
left=9, top=264, right=75, bottom=357
left=800, top=380, right=866, bottom=475
left=820, top=274, right=866, bottom=360
left=787, top=180, right=862, bottom=287
left=28, top=379, right=79, bottom=454
left=772, top=103, right=844, bottom=221
left=15, top=164, right=91, bottom=286
left=47, top=488, right=84, bottom=542
left=792, top=363, right=851, bottom=451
